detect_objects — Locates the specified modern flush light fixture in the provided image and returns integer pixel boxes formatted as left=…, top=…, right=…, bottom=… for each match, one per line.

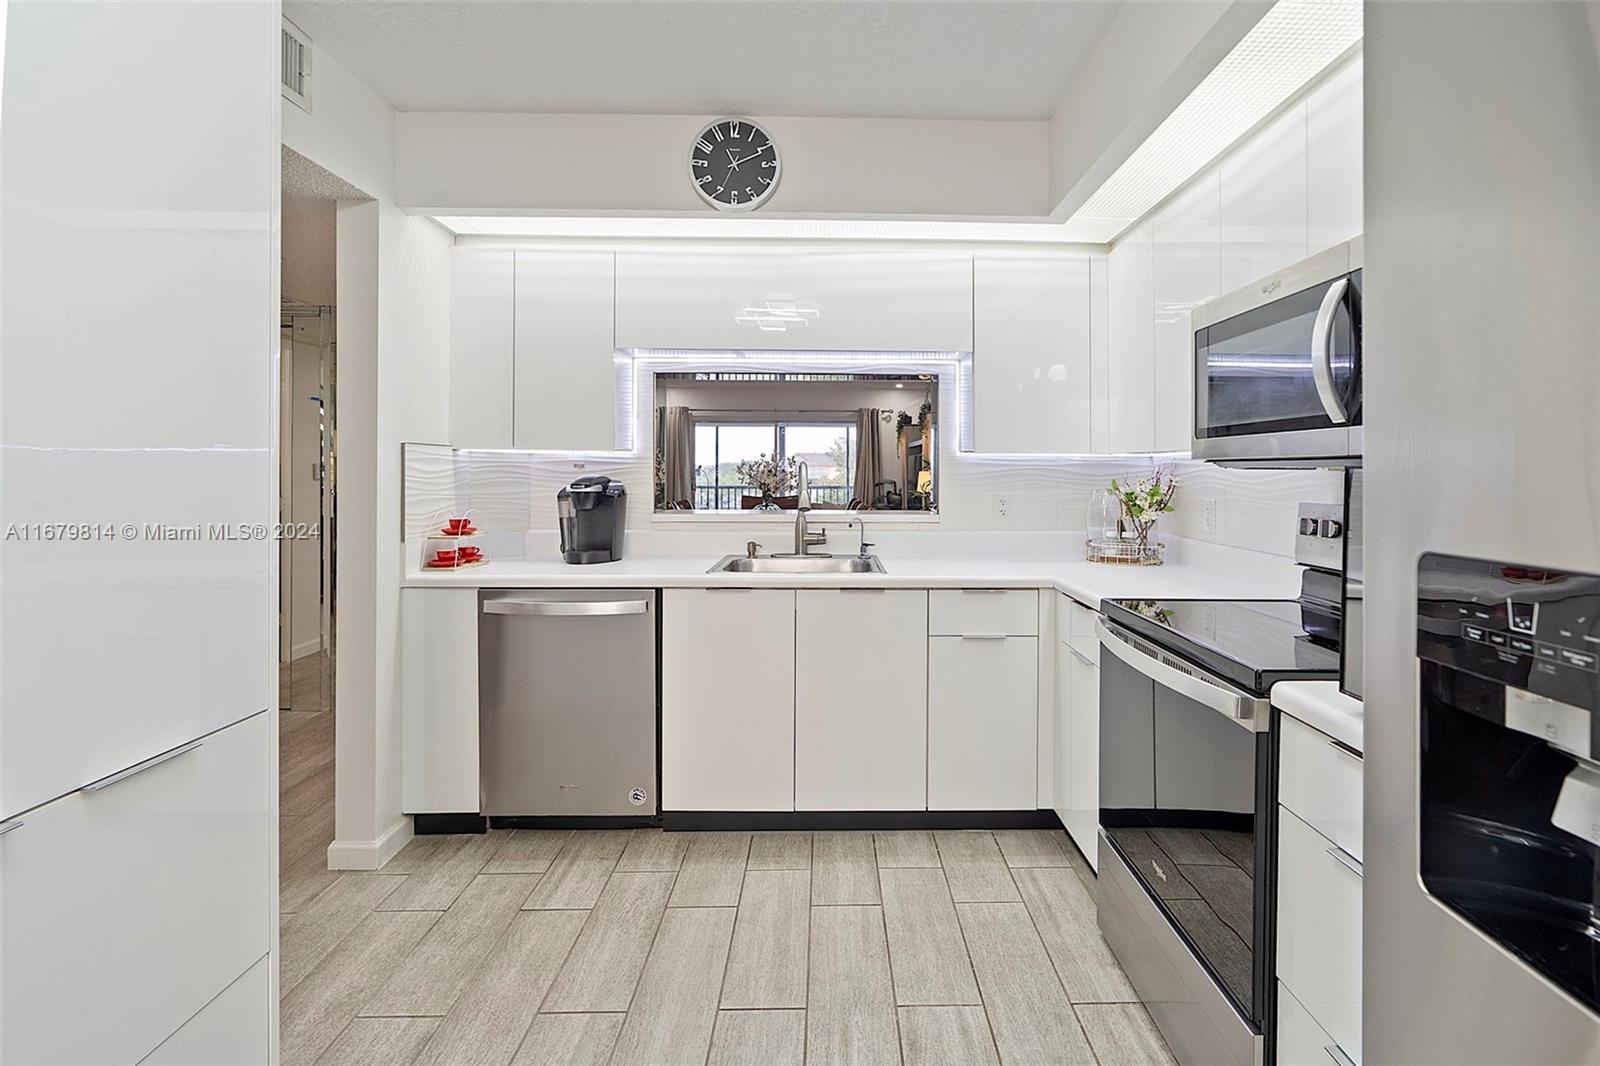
left=733, top=301, right=820, bottom=332
left=1062, top=0, right=1363, bottom=243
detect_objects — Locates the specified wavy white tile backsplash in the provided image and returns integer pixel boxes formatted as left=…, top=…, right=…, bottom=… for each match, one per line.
left=403, top=441, right=1339, bottom=560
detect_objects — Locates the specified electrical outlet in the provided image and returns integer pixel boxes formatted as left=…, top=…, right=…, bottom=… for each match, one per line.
left=994, top=494, right=1011, bottom=520
left=1201, top=497, right=1221, bottom=536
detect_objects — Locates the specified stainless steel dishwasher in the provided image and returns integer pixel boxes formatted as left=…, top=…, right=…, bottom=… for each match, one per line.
left=479, top=589, right=657, bottom=817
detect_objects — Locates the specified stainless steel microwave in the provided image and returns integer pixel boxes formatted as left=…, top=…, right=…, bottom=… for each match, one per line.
left=1192, top=237, right=1362, bottom=465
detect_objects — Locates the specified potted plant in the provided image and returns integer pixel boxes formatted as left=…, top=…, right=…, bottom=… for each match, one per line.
left=735, top=453, right=797, bottom=511
left=1108, top=464, right=1177, bottom=560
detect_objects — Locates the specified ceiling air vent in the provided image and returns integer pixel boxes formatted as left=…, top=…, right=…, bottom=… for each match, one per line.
left=281, top=17, right=312, bottom=112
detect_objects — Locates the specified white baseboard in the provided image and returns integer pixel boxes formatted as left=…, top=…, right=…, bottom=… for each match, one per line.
left=289, top=639, right=323, bottom=661
left=326, top=816, right=413, bottom=871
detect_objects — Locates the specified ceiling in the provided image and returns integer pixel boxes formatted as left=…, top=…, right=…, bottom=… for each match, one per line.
left=282, top=1, right=1124, bottom=121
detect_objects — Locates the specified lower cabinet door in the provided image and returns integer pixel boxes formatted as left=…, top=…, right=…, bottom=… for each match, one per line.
left=662, top=589, right=796, bottom=811
left=142, top=954, right=270, bottom=1066
left=1277, top=806, right=1362, bottom=1063
left=927, top=636, right=1037, bottom=809
left=1052, top=640, right=1073, bottom=827
left=1277, top=981, right=1339, bottom=1066
left=1065, top=642, right=1100, bottom=868
left=795, top=590, right=927, bottom=810
left=0, top=712, right=271, bottom=1065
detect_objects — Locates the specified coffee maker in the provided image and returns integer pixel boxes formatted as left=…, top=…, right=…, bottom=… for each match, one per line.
left=557, top=476, right=627, bottom=564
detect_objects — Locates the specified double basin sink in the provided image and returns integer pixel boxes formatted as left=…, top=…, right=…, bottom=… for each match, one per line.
left=708, top=554, right=886, bottom=574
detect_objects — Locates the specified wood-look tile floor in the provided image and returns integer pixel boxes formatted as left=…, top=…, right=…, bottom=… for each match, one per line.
left=279, top=714, right=1171, bottom=1065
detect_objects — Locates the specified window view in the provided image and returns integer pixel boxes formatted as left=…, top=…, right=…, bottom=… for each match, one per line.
left=654, top=372, right=938, bottom=514
left=692, top=422, right=856, bottom=510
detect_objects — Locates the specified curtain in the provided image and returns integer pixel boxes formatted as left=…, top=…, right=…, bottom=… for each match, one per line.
left=657, top=406, right=695, bottom=507
left=854, top=408, right=881, bottom=508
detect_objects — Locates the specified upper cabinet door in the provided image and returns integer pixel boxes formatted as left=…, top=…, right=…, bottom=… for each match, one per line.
left=1307, top=55, right=1363, bottom=254
left=514, top=249, right=617, bottom=451
left=1151, top=169, right=1222, bottom=455
left=1106, top=222, right=1156, bottom=453
left=972, top=253, right=1092, bottom=453
left=1220, top=104, right=1310, bottom=292
left=614, top=249, right=972, bottom=352
left=450, top=247, right=515, bottom=449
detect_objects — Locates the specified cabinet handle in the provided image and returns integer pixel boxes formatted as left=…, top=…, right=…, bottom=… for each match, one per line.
left=960, top=634, right=1009, bottom=641
left=0, top=819, right=22, bottom=837
left=1066, top=645, right=1096, bottom=667
left=1328, top=738, right=1363, bottom=762
left=1324, top=1043, right=1357, bottom=1066
left=704, top=587, right=753, bottom=593
left=1325, top=843, right=1364, bottom=878
left=961, top=589, right=1007, bottom=594
left=83, top=740, right=202, bottom=792
left=838, top=588, right=886, bottom=593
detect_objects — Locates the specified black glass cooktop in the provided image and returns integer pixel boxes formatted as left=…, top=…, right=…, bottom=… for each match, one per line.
left=1102, top=598, right=1340, bottom=695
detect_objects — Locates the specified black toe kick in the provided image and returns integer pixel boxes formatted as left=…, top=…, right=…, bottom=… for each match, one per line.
left=662, top=810, right=1064, bottom=832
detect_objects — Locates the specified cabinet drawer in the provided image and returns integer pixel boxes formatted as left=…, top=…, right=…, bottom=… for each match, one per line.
left=0, top=712, right=271, bottom=1065
left=929, top=589, right=1038, bottom=636
left=1277, top=981, right=1347, bottom=1066
left=1277, top=807, right=1362, bottom=1064
left=1279, top=711, right=1363, bottom=860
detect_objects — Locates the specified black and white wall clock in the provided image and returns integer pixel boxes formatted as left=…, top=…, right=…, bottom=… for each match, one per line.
left=689, top=117, right=780, bottom=212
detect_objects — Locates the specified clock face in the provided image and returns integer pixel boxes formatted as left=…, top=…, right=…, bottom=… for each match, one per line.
left=689, top=117, right=780, bottom=212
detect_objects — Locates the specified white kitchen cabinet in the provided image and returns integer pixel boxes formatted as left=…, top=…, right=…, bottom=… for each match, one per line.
left=1307, top=55, right=1364, bottom=255
left=972, top=253, right=1092, bottom=453
left=928, top=589, right=1038, bottom=637
left=141, top=954, right=270, bottom=1066
left=0, top=712, right=270, bottom=1065
left=401, top=587, right=481, bottom=814
left=1151, top=169, right=1221, bottom=455
left=1220, top=104, right=1311, bottom=292
left=1064, top=633, right=1100, bottom=869
left=1278, top=806, right=1363, bottom=1064
left=514, top=249, right=618, bottom=451
left=1052, top=639, right=1073, bottom=827
left=662, top=589, right=796, bottom=811
left=1277, top=981, right=1340, bottom=1066
left=928, top=635, right=1037, bottom=810
left=1279, top=711, right=1363, bottom=861
left=795, top=590, right=927, bottom=810
left=1106, top=222, right=1155, bottom=453
left=614, top=248, right=973, bottom=352
left=450, top=246, right=515, bottom=449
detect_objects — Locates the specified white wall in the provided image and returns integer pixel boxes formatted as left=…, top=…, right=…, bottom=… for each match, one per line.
left=1046, top=1, right=1268, bottom=218
left=284, top=45, right=453, bottom=867
left=397, top=112, right=1050, bottom=219
left=1364, top=4, right=1600, bottom=1061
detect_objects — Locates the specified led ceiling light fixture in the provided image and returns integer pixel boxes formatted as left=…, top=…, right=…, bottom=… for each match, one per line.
left=1062, top=0, right=1362, bottom=244
left=732, top=301, right=820, bottom=332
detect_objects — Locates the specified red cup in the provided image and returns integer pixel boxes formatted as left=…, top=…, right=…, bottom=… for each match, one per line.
left=458, top=546, right=482, bottom=560
left=443, top=517, right=472, bottom=533
left=432, top=549, right=459, bottom=564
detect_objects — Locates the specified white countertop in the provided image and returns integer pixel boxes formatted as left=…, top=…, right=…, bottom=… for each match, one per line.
left=405, top=551, right=1302, bottom=612
left=1271, top=680, right=1363, bottom=752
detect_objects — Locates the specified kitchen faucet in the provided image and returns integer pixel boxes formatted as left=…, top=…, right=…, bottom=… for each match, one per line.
left=850, top=513, right=874, bottom=559
left=792, top=458, right=828, bottom=556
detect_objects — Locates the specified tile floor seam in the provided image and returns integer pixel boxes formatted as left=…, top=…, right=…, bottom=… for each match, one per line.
left=936, top=856, right=998, bottom=1063
left=876, top=901, right=908, bottom=1066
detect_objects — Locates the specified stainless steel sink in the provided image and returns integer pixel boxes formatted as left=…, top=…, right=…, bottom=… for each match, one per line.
left=707, top=554, right=886, bottom=574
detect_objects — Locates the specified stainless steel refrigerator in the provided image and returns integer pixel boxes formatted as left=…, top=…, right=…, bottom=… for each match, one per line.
left=1365, top=4, right=1600, bottom=1060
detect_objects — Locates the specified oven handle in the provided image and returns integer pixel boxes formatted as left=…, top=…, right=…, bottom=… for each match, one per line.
left=1311, top=276, right=1351, bottom=425
left=1097, top=619, right=1269, bottom=732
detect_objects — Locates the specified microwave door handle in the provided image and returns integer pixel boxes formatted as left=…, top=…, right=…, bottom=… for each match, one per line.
left=1311, top=276, right=1351, bottom=425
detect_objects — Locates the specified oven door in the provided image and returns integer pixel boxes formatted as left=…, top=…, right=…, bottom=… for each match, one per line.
left=1193, top=244, right=1362, bottom=464
left=1096, top=620, right=1275, bottom=1064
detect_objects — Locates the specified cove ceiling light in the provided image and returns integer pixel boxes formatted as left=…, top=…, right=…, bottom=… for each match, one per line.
left=1063, top=0, right=1362, bottom=243
left=433, top=216, right=1089, bottom=243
